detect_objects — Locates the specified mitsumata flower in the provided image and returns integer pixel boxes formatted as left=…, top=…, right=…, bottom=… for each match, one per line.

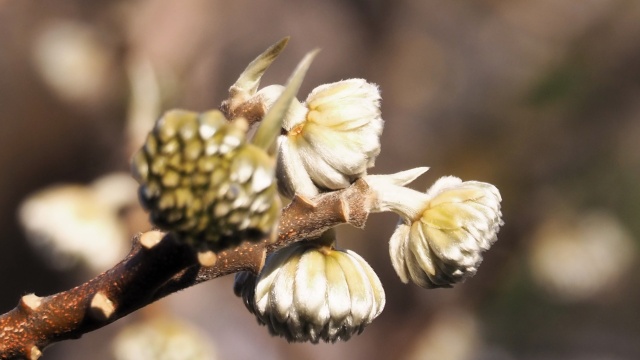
left=221, top=38, right=383, bottom=199
left=131, top=109, right=280, bottom=252
left=234, top=236, right=385, bottom=343
left=367, top=170, right=503, bottom=288
left=253, top=79, right=383, bottom=198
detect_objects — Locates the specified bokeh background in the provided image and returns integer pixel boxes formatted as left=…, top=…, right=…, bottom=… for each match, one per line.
left=1, top=0, right=640, bottom=359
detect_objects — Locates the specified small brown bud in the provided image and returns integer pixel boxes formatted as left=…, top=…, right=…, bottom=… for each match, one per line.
left=20, top=294, right=42, bottom=312
left=29, top=345, right=42, bottom=360
left=197, top=250, right=217, bottom=267
left=90, top=291, right=115, bottom=321
left=139, top=230, right=165, bottom=250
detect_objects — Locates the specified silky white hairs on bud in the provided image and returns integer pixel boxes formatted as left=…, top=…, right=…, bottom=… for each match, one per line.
left=395, top=176, right=502, bottom=288
left=276, top=79, right=384, bottom=198
left=238, top=239, right=385, bottom=343
left=367, top=171, right=503, bottom=288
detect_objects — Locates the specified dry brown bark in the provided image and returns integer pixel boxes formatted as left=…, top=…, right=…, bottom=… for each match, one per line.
left=0, top=180, right=372, bottom=360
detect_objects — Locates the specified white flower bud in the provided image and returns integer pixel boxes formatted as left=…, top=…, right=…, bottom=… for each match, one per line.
left=528, top=211, right=636, bottom=302
left=112, top=316, right=216, bottom=360
left=235, top=239, right=385, bottom=343
left=18, top=173, right=135, bottom=272
left=367, top=171, right=503, bottom=288
left=276, top=79, right=384, bottom=198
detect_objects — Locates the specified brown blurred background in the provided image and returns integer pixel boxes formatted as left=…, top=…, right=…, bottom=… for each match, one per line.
left=1, top=0, right=640, bottom=359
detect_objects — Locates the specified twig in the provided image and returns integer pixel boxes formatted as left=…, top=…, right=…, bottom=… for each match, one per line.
left=0, top=180, right=372, bottom=359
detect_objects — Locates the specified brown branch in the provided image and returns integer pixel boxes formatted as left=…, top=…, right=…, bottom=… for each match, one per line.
left=0, top=179, right=373, bottom=359
left=153, top=179, right=372, bottom=300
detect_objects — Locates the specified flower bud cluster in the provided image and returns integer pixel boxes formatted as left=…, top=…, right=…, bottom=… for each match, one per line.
left=131, top=109, right=279, bottom=251
left=234, top=237, right=385, bottom=343
left=246, top=78, right=383, bottom=198
left=367, top=171, right=503, bottom=288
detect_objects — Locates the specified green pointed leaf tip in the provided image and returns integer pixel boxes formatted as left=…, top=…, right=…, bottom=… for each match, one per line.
left=252, top=49, right=320, bottom=151
left=232, top=37, right=291, bottom=95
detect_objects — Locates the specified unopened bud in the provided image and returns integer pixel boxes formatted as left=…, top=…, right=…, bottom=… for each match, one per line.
left=235, top=239, right=385, bottom=343
left=131, top=109, right=280, bottom=251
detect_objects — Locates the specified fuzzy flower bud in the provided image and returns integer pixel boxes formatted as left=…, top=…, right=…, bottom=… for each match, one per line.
left=113, top=316, right=216, bottom=360
left=234, top=238, right=385, bottom=343
left=367, top=170, right=503, bottom=288
left=274, top=79, right=384, bottom=198
left=131, top=109, right=280, bottom=251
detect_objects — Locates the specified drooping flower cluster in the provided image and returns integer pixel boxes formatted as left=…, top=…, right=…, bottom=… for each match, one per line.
left=367, top=171, right=503, bottom=288
left=234, top=233, right=385, bottom=343
left=273, top=79, right=383, bottom=198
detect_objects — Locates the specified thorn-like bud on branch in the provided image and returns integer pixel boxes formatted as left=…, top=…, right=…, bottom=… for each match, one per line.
left=235, top=233, right=385, bottom=343
left=139, top=230, right=165, bottom=250
left=131, top=109, right=280, bottom=252
left=197, top=250, right=217, bottom=267
left=29, top=345, right=42, bottom=360
left=291, top=194, right=317, bottom=210
left=89, top=291, right=116, bottom=321
left=20, top=294, right=43, bottom=312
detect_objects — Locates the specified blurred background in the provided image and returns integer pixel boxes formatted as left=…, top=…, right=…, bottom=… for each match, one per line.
left=1, top=0, right=639, bottom=359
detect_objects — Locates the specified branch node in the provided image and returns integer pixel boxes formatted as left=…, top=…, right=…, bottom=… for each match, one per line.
left=20, top=294, right=43, bottom=313
left=197, top=250, right=218, bottom=267
left=292, top=194, right=317, bottom=210
left=339, top=196, right=350, bottom=223
left=29, top=345, right=42, bottom=360
left=139, top=230, right=165, bottom=250
left=89, top=292, right=115, bottom=321
left=346, top=179, right=370, bottom=228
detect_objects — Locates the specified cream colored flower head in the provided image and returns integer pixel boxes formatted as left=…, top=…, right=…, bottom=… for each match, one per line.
left=222, top=40, right=382, bottom=199
left=113, top=316, right=216, bottom=360
left=235, top=238, right=385, bottom=343
left=367, top=170, right=503, bottom=288
left=270, top=79, right=383, bottom=198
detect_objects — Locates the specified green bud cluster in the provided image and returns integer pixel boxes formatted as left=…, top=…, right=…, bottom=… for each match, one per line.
left=131, top=109, right=280, bottom=251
